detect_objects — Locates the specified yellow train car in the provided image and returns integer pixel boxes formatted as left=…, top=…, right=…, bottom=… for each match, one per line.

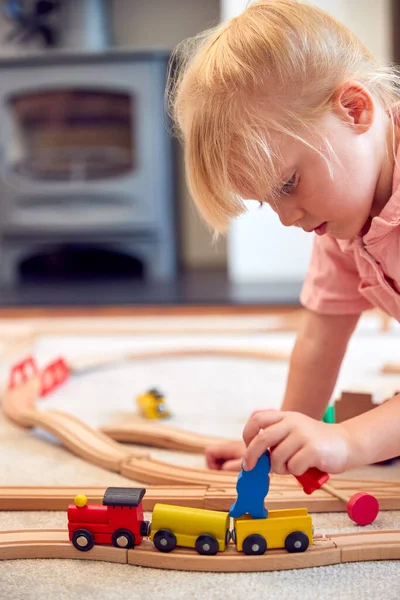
left=150, top=503, right=230, bottom=555
left=233, top=508, right=313, bottom=555
left=136, top=388, right=171, bottom=420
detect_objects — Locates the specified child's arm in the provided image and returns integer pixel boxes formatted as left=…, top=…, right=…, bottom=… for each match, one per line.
left=281, top=309, right=360, bottom=419
left=205, top=309, right=359, bottom=471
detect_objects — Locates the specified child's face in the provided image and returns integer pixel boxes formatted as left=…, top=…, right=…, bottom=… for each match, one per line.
left=266, top=110, right=386, bottom=240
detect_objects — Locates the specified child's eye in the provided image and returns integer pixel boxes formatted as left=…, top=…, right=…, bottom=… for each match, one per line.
left=281, top=172, right=297, bottom=195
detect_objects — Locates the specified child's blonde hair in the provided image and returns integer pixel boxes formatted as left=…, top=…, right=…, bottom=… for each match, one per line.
left=167, top=0, right=400, bottom=234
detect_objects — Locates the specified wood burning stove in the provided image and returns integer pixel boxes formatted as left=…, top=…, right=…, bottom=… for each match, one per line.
left=0, top=50, right=177, bottom=284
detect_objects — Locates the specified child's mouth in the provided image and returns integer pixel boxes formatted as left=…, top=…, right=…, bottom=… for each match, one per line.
left=314, top=222, right=328, bottom=236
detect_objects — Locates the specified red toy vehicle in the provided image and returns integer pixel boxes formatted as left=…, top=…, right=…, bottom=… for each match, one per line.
left=68, top=487, right=151, bottom=551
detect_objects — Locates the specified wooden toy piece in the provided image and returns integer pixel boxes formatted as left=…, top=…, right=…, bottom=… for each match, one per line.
left=0, top=332, right=35, bottom=362
left=329, top=529, right=400, bottom=564
left=101, top=419, right=230, bottom=454
left=69, top=347, right=290, bottom=375
left=120, top=456, right=237, bottom=486
left=322, top=405, right=335, bottom=423
left=18, top=308, right=301, bottom=340
left=40, top=357, right=69, bottom=397
left=136, top=388, right=171, bottom=420
left=8, top=355, right=38, bottom=389
left=129, top=535, right=339, bottom=571
left=0, top=529, right=128, bottom=563
left=379, top=310, right=392, bottom=332
left=2, top=367, right=150, bottom=470
left=229, top=451, right=270, bottom=519
left=0, top=485, right=212, bottom=511
left=233, top=507, right=313, bottom=555
left=20, top=408, right=149, bottom=470
left=295, top=467, right=330, bottom=495
left=68, top=487, right=150, bottom=551
left=346, top=493, right=380, bottom=526
left=322, top=483, right=379, bottom=525
left=0, top=359, right=396, bottom=504
left=334, top=391, right=377, bottom=423
left=150, top=503, right=230, bottom=555
left=0, top=478, right=398, bottom=514
left=381, top=362, right=400, bottom=375
left=2, top=527, right=400, bottom=572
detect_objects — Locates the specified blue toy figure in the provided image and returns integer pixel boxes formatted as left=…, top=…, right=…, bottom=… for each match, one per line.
left=229, top=450, right=271, bottom=519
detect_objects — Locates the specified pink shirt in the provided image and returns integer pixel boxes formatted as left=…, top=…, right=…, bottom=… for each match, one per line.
left=301, top=152, right=400, bottom=319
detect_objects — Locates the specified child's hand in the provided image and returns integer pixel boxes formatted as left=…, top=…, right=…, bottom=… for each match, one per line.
left=205, top=440, right=245, bottom=471
left=242, top=410, right=353, bottom=475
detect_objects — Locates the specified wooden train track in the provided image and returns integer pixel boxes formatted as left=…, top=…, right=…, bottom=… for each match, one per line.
left=1, top=481, right=400, bottom=513
left=68, top=347, right=290, bottom=375
left=0, top=528, right=399, bottom=571
left=381, top=362, right=400, bottom=375
left=100, top=419, right=228, bottom=453
left=3, top=369, right=400, bottom=512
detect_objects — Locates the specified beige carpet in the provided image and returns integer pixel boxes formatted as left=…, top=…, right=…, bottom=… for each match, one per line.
left=1, top=312, right=400, bottom=600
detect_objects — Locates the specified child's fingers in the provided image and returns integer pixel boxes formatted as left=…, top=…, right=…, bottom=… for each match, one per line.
left=242, top=410, right=284, bottom=447
left=287, top=446, right=313, bottom=476
left=205, top=441, right=245, bottom=470
left=244, top=421, right=289, bottom=470
left=270, top=435, right=303, bottom=475
left=249, top=408, right=277, bottom=418
left=221, top=458, right=242, bottom=472
left=205, top=453, right=223, bottom=470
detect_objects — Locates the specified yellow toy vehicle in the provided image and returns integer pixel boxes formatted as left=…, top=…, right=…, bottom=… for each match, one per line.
left=233, top=508, right=312, bottom=555
left=136, top=388, right=171, bottom=420
left=150, top=503, right=230, bottom=555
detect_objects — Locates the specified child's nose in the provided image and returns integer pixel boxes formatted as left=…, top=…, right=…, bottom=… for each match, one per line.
left=278, top=205, right=304, bottom=228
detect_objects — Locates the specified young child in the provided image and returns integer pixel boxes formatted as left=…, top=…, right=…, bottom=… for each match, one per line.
left=168, top=0, right=400, bottom=476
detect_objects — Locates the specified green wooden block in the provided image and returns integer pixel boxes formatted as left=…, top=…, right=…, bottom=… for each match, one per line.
left=323, top=405, right=335, bottom=423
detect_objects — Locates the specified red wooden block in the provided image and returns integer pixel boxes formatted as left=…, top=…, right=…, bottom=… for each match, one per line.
left=295, top=467, right=330, bottom=495
left=40, top=357, right=69, bottom=397
left=8, top=356, right=38, bottom=389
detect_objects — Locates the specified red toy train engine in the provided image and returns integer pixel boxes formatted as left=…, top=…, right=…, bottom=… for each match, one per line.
left=68, top=487, right=151, bottom=551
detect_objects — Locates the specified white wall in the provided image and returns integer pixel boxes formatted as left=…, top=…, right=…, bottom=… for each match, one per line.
left=224, top=0, right=393, bottom=282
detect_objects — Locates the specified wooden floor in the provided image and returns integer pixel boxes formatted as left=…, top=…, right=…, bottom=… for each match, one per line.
left=0, top=305, right=301, bottom=319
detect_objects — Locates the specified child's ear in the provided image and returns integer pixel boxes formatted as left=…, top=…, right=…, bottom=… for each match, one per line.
left=333, top=82, right=374, bottom=133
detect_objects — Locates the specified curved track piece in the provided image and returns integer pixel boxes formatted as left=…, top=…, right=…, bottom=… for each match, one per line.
left=101, top=420, right=232, bottom=453
left=0, top=529, right=126, bottom=563
left=69, top=347, right=290, bottom=375
left=120, top=457, right=237, bottom=486
left=1, top=529, right=400, bottom=572
left=1, top=378, right=148, bottom=471
left=1, top=376, right=236, bottom=485
left=28, top=410, right=148, bottom=470
left=381, top=362, right=400, bottom=375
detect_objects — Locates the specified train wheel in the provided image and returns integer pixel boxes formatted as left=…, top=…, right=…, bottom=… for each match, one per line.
left=153, top=529, right=177, bottom=552
left=285, top=531, right=309, bottom=553
left=195, top=534, right=219, bottom=555
left=242, top=534, right=267, bottom=555
left=112, top=529, right=135, bottom=549
left=72, top=529, right=95, bottom=552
